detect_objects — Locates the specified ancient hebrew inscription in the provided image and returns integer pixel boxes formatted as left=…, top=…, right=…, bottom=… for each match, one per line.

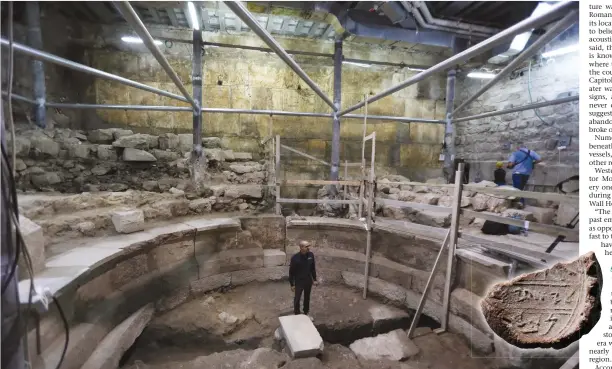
left=480, top=251, right=602, bottom=349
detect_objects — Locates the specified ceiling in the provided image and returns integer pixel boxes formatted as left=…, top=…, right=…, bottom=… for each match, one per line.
left=33, top=1, right=542, bottom=45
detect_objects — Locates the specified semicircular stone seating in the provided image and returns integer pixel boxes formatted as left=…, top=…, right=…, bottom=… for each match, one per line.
left=20, top=215, right=576, bottom=369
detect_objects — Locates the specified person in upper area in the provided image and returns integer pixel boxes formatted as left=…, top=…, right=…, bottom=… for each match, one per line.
left=494, top=161, right=506, bottom=186
left=289, top=240, right=318, bottom=320
left=507, top=145, right=542, bottom=207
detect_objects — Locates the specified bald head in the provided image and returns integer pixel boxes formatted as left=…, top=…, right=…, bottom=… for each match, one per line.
left=299, top=240, right=311, bottom=254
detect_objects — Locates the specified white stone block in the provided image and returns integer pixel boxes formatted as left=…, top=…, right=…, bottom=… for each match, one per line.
left=349, top=329, right=419, bottom=361
left=263, top=249, right=286, bottom=267
left=111, top=209, right=145, bottom=234
left=279, top=314, right=324, bottom=358
left=18, top=215, right=45, bottom=276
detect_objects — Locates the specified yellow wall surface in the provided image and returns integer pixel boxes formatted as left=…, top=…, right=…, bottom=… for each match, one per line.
left=87, top=32, right=448, bottom=185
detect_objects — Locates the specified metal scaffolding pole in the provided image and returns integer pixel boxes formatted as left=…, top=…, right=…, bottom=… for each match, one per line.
left=192, top=20, right=203, bottom=156
left=224, top=1, right=336, bottom=110
left=344, top=114, right=445, bottom=124
left=330, top=39, right=342, bottom=181
left=114, top=1, right=198, bottom=110
left=453, top=95, right=579, bottom=123
left=338, top=0, right=576, bottom=116
left=443, top=69, right=456, bottom=183
left=1, top=92, right=37, bottom=105
left=26, top=1, right=46, bottom=128
left=453, top=10, right=579, bottom=115
left=2, top=95, right=449, bottom=123
left=0, top=39, right=190, bottom=104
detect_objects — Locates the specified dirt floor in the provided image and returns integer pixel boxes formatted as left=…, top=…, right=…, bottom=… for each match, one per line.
left=121, top=282, right=502, bottom=369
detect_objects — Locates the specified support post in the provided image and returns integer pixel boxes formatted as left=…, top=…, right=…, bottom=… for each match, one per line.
left=330, top=39, right=342, bottom=181
left=275, top=135, right=281, bottom=215
left=0, top=39, right=190, bottom=103
left=362, top=132, right=376, bottom=299
left=192, top=27, right=203, bottom=157
left=443, top=69, right=456, bottom=183
left=26, top=2, right=46, bottom=128
left=407, top=230, right=451, bottom=338
left=343, top=160, right=348, bottom=200
left=441, top=163, right=464, bottom=331
left=358, top=95, right=368, bottom=219
left=114, top=2, right=198, bottom=109
left=453, top=10, right=578, bottom=116
left=223, top=1, right=335, bottom=110
left=337, top=0, right=576, bottom=116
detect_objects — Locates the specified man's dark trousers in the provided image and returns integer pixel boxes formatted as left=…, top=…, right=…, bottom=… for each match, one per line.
left=294, top=282, right=312, bottom=315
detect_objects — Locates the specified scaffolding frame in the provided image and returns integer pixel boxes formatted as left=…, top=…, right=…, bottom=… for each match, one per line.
left=1, top=0, right=580, bottom=351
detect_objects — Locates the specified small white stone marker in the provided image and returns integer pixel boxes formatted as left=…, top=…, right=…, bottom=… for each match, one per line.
left=111, top=209, right=145, bottom=234
left=279, top=314, right=324, bottom=358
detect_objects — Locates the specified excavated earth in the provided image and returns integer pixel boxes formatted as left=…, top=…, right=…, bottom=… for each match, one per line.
left=120, top=282, right=502, bottom=369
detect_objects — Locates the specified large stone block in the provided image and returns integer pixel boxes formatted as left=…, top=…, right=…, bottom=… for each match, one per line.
left=349, top=329, right=419, bottom=361
left=197, top=248, right=264, bottom=277
left=80, top=305, right=154, bottom=369
left=190, top=273, right=231, bottom=295
left=524, top=206, right=555, bottom=225
left=112, top=134, right=157, bottom=149
left=18, top=216, right=45, bottom=277
left=263, top=249, right=286, bottom=267
left=122, top=148, right=156, bottom=162
left=111, top=209, right=144, bottom=234
left=279, top=314, right=324, bottom=358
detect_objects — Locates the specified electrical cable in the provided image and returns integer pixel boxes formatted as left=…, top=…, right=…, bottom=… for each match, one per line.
left=52, top=296, right=69, bottom=369
left=7, top=1, right=17, bottom=177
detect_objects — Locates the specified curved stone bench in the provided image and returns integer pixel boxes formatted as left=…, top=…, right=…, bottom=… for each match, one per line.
left=20, top=215, right=570, bottom=369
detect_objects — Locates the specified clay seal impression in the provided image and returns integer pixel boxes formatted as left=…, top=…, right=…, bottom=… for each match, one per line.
left=480, top=251, right=602, bottom=349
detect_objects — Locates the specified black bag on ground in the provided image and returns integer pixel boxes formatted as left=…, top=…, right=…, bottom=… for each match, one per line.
left=481, top=219, right=509, bottom=235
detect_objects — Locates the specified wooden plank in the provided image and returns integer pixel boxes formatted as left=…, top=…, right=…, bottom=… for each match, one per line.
left=278, top=179, right=362, bottom=186
left=275, top=135, right=281, bottom=215
left=441, top=163, right=464, bottom=331
left=463, top=185, right=578, bottom=204
left=364, top=132, right=375, bottom=141
left=384, top=181, right=455, bottom=188
left=462, top=209, right=578, bottom=238
left=277, top=198, right=360, bottom=205
left=376, top=198, right=451, bottom=212
left=167, top=8, right=180, bottom=27
left=280, top=144, right=330, bottom=166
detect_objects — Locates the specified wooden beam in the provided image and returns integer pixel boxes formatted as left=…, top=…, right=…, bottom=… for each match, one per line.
left=463, top=185, right=578, bottom=204
left=148, top=7, right=161, bottom=23
left=167, top=8, right=180, bottom=27
left=277, top=198, right=360, bottom=205
left=462, top=209, right=579, bottom=238
left=278, top=179, right=361, bottom=186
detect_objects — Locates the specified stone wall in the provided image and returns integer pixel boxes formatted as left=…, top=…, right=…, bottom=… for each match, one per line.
left=454, top=34, right=579, bottom=190
left=9, top=125, right=267, bottom=195
left=79, top=24, right=448, bottom=190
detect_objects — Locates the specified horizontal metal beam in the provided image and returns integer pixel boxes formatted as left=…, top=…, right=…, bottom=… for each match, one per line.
left=114, top=1, right=198, bottom=110
left=1, top=92, right=36, bottom=105
left=452, top=10, right=578, bottom=116
left=201, top=108, right=330, bottom=117
left=277, top=198, right=359, bottom=205
left=453, top=95, right=579, bottom=123
left=338, top=0, right=576, bottom=116
left=0, top=38, right=190, bottom=104
left=344, top=114, right=445, bottom=124
left=44, top=102, right=191, bottom=111
left=224, top=1, right=336, bottom=111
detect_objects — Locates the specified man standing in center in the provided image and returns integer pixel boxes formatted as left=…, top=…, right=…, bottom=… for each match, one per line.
left=289, top=240, right=318, bottom=320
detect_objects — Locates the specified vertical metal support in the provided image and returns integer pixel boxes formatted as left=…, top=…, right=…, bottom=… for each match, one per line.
left=441, top=163, right=464, bottom=331
left=189, top=24, right=207, bottom=191
left=407, top=230, right=451, bottom=338
left=343, top=160, right=348, bottom=200
left=358, top=95, right=368, bottom=218
left=26, top=1, right=46, bottom=128
left=330, top=39, right=343, bottom=181
left=363, top=132, right=376, bottom=299
left=275, top=135, right=281, bottom=215
left=192, top=28, right=203, bottom=157
left=443, top=69, right=456, bottom=183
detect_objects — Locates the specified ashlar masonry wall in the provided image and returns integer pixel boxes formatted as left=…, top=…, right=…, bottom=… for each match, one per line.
left=454, top=34, right=579, bottom=190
